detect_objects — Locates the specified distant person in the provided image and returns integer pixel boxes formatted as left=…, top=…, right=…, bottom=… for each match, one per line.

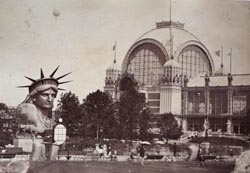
left=230, top=148, right=234, bottom=157
left=103, top=144, right=107, bottom=157
left=113, top=150, right=117, bottom=160
left=137, top=144, right=145, bottom=166
left=107, top=144, right=112, bottom=157
left=199, top=155, right=207, bottom=167
left=96, top=144, right=104, bottom=159
left=129, top=151, right=135, bottom=162
left=173, top=142, right=177, bottom=157
left=197, top=145, right=206, bottom=167
left=205, top=129, right=208, bottom=139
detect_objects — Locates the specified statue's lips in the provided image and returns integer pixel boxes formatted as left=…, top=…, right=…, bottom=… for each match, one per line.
left=44, top=102, right=53, bottom=107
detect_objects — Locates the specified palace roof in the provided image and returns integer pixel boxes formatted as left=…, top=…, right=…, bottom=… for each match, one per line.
left=187, top=74, right=250, bottom=87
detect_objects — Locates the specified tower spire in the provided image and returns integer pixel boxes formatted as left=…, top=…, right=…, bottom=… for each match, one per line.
left=221, top=46, right=224, bottom=68
left=113, top=41, right=117, bottom=64
left=170, top=0, right=172, bottom=22
left=169, top=0, right=174, bottom=59
left=229, top=48, right=232, bottom=73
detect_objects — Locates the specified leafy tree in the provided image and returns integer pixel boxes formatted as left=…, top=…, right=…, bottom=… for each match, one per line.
left=0, top=103, right=8, bottom=112
left=116, top=88, right=151, bottom=140
left=0, top=103, right=16, bottom=145
left=56, top=91, right=83, bottom=137
left=82, top=90, right=116, bottom=139
left=157, top=113, right=182, bottom=141
left=138, top=107, right=151, bottom=140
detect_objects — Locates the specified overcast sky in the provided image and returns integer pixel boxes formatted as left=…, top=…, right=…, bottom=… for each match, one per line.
left=0, top=0, right=250, bottom=107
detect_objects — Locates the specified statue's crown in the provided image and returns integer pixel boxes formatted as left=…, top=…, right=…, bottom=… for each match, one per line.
left=18, top=66, right=72, bottom=93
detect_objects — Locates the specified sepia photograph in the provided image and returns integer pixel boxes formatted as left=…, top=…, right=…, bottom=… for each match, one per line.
left=0, top=0, right=250, bottom=172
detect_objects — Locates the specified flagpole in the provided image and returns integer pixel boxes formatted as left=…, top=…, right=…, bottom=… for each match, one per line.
left=169, top=0, right=173, bottom=59
left=113, top=41, right=117, bottom=64
left=221, top=46, right=224, bottom=67
left=170, top=0, right=172, bottom=23
left=230, top=48, right=232, bottom=74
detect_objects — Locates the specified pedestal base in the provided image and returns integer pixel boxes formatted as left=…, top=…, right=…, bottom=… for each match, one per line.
left=45, top=143, right=60, bottom=161
left=13, top=138, right=61, bottom=161
left=13, top=138, right=43, bottom=153
left=31, top=141, right=46, bottom=161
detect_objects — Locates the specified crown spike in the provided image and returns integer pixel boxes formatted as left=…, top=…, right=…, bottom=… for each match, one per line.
left=58, top=80, right=73, bottom=85
left=25, top=76, right=36, bottom=82
left=56, top=72, right=72, bottom=80
left=17, top=85, right=30, bottom=88
left=19, top=67, right=71, bottom=93
left=50, top=65, right=60, bottom=77
left=40, top=68, right=45, bottom=78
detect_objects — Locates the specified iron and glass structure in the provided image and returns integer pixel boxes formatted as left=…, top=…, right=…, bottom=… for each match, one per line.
left=104, top=21, right=250, bottom=135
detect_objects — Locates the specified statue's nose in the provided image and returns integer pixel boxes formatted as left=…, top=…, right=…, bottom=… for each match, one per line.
left=48, top=95, right=53, bottom=101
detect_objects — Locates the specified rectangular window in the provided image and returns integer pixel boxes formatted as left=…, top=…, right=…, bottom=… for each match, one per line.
left=209, top=91, right=228, bottom=115
left=233, top=96, right=246, bottom=115
left=149, top=108, right=160, bottom=113
left=187, top=92, right=205, bottom=114
left=148, top=93, right=160, bottom=99
left=148, top=101, right=160, bottom=107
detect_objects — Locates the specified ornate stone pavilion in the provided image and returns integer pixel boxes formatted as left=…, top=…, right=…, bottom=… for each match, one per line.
left=104, top=21, right=250, bottom=135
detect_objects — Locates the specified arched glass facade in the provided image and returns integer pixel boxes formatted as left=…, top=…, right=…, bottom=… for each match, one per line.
left=125, top=44, right=212, bottom=86
left=177, top=45, right=212, bottom=78
left=126, top=43, right=166, bottom=86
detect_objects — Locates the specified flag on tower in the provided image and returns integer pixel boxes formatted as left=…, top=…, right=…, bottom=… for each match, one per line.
left=113, top=41, right=116, bottom=51
left=215, top=50, right=221, bottom=57
left=113, top=41, right=117, bottom=64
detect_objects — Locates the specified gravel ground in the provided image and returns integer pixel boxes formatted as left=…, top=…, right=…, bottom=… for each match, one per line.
left=26, top=160, right=235, bottom=173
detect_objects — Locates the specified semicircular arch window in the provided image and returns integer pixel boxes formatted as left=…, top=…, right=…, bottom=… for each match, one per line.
left=177, top=45, right=212, bottom=78
left=126, top=43, right=166, bottom=86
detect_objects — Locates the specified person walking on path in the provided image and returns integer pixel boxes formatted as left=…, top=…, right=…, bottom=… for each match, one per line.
left=197, top=144, right=206, bottom=167
left=137, top=144, right=145, bottom=166
left=129, top=151, right=135, bottom=163
left=173, top=142, right=177, bottom=157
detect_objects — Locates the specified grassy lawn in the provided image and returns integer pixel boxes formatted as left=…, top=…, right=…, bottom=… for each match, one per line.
left=26, top=161, right=235, bottom=173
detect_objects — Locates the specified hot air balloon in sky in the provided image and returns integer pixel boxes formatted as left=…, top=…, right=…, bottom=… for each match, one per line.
left=52, top=8, right=60, bottom=19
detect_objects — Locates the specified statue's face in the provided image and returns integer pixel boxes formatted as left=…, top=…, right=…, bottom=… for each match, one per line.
left=33, top=88, right=57, bottom=110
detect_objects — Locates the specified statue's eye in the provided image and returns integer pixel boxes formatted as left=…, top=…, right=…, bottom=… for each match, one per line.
left=41, top=94, right=49, bottom=97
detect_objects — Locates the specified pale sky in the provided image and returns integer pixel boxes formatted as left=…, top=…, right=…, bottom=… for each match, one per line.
left=0, top=0, right=250, bottom=107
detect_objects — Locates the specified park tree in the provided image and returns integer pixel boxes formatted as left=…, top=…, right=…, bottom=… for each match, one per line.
left=138, top=107, right=151, bottom=140
left=0, top=103, right=9, bottom=112
left=56, top=91, right=83, bottom=137
left=116, top=88, right=151, bottom=140
left=157, top=113, right=182, bottom=141
left=82, top=90, right=116, bottom=139
left=0, top=103, right=16, bottom=145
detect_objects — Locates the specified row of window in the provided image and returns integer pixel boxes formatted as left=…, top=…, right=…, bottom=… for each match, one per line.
left=187, top=92, right=248, bottom=115
left=146, top=92, right=248, bottom=115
